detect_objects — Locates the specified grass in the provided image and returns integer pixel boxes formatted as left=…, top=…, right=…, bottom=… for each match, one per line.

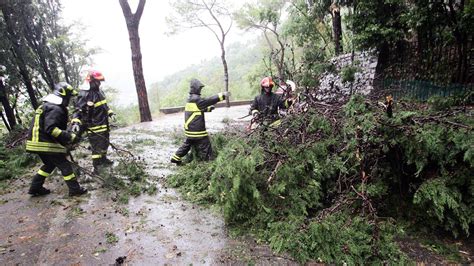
left=105, top=231, right=119, bottom=245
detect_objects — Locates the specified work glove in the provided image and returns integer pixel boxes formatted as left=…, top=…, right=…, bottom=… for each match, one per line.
left=71, top=133, right=81, bottom=144
left=71, top=123, right=81, bottom=133
left=222, top=91, right=231, bottom=98
left=209, top=105, right=215, bottom=112
left=252, top=111, right=259, bottom=118
left=109, top=112, right=117, bottom=122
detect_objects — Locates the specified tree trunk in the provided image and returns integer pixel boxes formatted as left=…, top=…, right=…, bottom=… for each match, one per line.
left=119, top=0, right=152, bottom=122
left=2, top=5, right=39, bottom=109
left=220, top=42, right=230, bottom=107
left=331, top=3, right=343, bottom=55
left=0, top=78, right=17, bottom=130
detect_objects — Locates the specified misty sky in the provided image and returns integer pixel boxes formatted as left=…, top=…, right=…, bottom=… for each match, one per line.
left=61, top=0, right=253, bottom=106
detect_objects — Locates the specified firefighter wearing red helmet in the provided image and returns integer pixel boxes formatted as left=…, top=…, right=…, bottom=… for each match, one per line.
left=71, top=70, right=115, bottom=173
left=249, top=77, right=291, bottom=125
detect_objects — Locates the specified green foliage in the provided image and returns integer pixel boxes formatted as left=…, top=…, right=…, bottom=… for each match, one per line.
left=169, top=94, right=473, bottom=262
left=267, top=214, right=405, bottom=263
left=0, top=134, right=37, bottom=181
left=105, top=231, right=119, bottom=245
left=340, top=65, right=361, bottom=83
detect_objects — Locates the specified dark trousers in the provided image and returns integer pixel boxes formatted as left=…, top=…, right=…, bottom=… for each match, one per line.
left=88, top=131, right=109, bottom=160
left=38, top=153, right=74, bottom=179
left=175, top=136, right=213, bottom=161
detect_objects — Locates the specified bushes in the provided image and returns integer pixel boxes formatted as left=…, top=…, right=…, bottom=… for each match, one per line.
left=0, top=134, right=37, bottom=181
left=168, top=94, right=473, bottom=263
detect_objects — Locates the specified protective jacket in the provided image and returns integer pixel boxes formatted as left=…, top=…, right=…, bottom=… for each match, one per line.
left=250, top=90, right=289, bottom=119
left=184, top=79, right=226, bottom=138
left=26, top=100, right=76, bottom=154
left=72, top=87, right=112, bottom=134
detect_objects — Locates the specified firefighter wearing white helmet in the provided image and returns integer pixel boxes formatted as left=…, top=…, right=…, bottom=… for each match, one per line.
left=26, top=82, right=87, bottom=197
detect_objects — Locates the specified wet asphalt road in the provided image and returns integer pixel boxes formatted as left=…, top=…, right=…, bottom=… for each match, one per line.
left=0, top=105, right=294, bottom=265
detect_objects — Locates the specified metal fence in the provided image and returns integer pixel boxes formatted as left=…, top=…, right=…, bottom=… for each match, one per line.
left=381, top=79, right=473, bottom=101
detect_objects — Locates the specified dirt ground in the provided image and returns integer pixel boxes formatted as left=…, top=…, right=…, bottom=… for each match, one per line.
left=0, top=105, right=296, bottom=265
left=0, top=105, right=472, bottom=265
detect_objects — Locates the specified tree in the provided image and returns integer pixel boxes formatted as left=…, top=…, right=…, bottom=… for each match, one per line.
left=1, top=2, right=39, bottom=110
left=119, top=0, right=152, bottom=122
left=0, top=68, right=16, bottom=131
left=0, top=0, right=95, bottom=125
left=235, top=0, right=288, bottom=82
left=167, top=0, right=233, bottom=107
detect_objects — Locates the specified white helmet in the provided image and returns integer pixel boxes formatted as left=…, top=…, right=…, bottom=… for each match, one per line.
left=286, top=80, right=296, bottom=92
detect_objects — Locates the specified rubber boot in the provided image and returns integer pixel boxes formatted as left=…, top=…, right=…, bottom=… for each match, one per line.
left=170, top=158, right=182, bottom=166
left=28, top=174, right=51, bottom=196
left=93, top=159, right=102, bottom=174
left=65, top=178, right=88, bottom=197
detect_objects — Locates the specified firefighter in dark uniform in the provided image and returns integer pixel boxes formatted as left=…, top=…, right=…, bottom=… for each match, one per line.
left=250, top=76, right=291, bottom=127
left=171, top=78, right=230, bottom=165
left=26, top=82, right=87, bottom=197
left=71, top=70, right=114, bottom=172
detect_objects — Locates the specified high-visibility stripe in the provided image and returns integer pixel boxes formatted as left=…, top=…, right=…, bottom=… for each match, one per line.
left=218, top=92, right=224, bottom=101
left=184, top=103, right=200, bottom=112
left=26, top=145, right=66, bottom=153
left=94, top=100, right=107, bottom=107
left=184, top=112, right=201, bottom=130
left=207, top=106, right=212, bottom=112
left=285, top=100, right=289, bottom=108
left=26, top=140, right=66, bottom=148
left=32, top=106, right=43, bottom=143
left=108, top=109, right=114, bottom=114
left=90, top=128, right=108, bottom=133
left=52, top=127, right=62, bottom=138
left=63, top=173, right=75, bottom=181
left=71, top=118, right=82, bottom=124
left=88, top=125, right=107, bottom=130
left=184, top=130, right=208, bottom=138
left=26, top=140, right=66, bottom=153
left=92, top=154, right=102, bottom=159
left=172, top=155, right=181, bottom=161
left=184, top=130, right=207, bottom=134
left=37, top=169, right=51, bottom=177
left=88, top=124, right=108, bottom=133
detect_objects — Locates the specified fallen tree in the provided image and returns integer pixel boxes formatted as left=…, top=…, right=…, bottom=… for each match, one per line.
left=169, top=90, right=473, bottom=263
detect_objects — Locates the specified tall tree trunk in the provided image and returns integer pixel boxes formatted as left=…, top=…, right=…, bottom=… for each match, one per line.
left=220, top=42, right=230, bottom=107
left=2, top=5, right=39, bottom=109
left=0, top=78, right=17, bottom=130
left=119, top=0, right=152, bottom=122
left=1, top=111, right=11, bottom=132
left=331, top=2, right=343, bottom=55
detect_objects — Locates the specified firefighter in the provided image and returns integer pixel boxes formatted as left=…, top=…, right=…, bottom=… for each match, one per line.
left=249, top=77, right=291, bottom=127
left=26, top=82, right=87, bottom=197
left=71, top=70, right=115, bottom=173
left=171, top=78, right=230, bottom=165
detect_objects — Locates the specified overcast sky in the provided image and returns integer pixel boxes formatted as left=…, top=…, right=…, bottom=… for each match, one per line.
left=61, top=0, right=253, bottom=105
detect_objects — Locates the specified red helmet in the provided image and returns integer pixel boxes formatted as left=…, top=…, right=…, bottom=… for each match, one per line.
left=86, top=70, right=105, bottom=82
left=260, top=77, right=274, bottom=89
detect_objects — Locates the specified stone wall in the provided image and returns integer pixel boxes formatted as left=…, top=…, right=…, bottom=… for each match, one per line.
left=316, top=51, right=378, bottom=102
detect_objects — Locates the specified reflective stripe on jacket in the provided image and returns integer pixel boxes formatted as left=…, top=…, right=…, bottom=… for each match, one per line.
left=184, top=93, right=225, bottom=138
left=72, top=88, right=111, bottom=132
left=26, top=102, right=75, bottom=154
left=250, top=91, right=289, bottom=118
